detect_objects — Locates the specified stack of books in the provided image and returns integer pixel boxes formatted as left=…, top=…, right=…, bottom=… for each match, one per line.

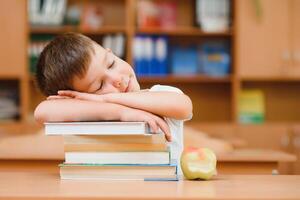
left=45, top=122, right=178, bottom=180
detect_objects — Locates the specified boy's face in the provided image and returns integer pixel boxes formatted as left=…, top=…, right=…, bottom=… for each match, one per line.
left=72, top=43, right=140, bottom=94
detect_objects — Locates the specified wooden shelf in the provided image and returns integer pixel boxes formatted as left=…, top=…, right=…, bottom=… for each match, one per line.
left=80, top=26, right=127, bottom=34
left=136, top=27, right=233, bottom=36
left=30, top=25, right=126, bottom=34
left=28, top=73, right=234, bottom=86
left=241, top=76, right=300, bottom=82
left=30, top=25, right=77, bottom=34
left=29, top=74, right=35, bottom=82
left=30, top=74, right=232, bottom=84
left=0, top=73, right=22, bottom=80
left=138, top=74, right=232, bottom=83
left=0, top=120, right=23, bottom=128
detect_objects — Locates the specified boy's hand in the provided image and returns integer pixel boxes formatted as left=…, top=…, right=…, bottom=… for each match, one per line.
left=120, top=107, right=171, bottom=142
left=47, top=95, right=72, bottom=100
left=50, top=90, right=106, bottom=102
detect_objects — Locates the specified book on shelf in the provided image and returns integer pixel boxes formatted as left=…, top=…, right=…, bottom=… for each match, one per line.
left=64, top=134, right=168, bottom=152
left=80, top=2, right=103, bottom=30
left=102, top=34, right=125, bottom=59
left=170, top=44, right=198, bottom=75
left=65, top=151, right=170, bottom=165
left=196, top=0, right=231, bottom=32
left=238, top=89, right=265, bottom=124
left=28, top=0, right=67, bottom=26
left=45, top=121, right=160, bottom=135
left=199, top=39, right=231, bottom=77
left=137, top=0, right=177, bottom=29
left=59, top=163, right=178, bottom=180
left=0, top=87, right=19, bottom=121
left=133, top=35, right=168, bottom=76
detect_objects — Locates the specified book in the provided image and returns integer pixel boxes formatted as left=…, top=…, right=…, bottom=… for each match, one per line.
left=171, top=44, right=198, bottom=75
left=28, top=0, right=67, bottom=26
left=238, top=90, right=265, bottom=124
left=196, top=0, right=230, bottom=32
left=199, top=39, right=230, bottom=77
left=133, top=36, right=169, bottom=76
left=45, top=122, right=157, bottom=135
left=80, top=3, right=103, bottom=30
left=65, top=151, right=170, bottom=165
left=59, top=163, right=177, bottom=180
left=64, top=134, right=168, bottom=152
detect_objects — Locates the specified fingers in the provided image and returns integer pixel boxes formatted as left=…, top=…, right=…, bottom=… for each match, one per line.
left=144, top=113, right=171, bottom=142
left=58, top=90, right=78, bottom=98
left=145, top=117, right=159, bottom=134
left=154, top=116, right=172, bottom=142
left=47, top=95, right=72, bottom=100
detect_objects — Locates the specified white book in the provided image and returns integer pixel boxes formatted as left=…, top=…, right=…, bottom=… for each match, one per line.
left=45, top=121, right=159, bottom=135
left=65, top=151, right=170, bottom=165
left=59, top=163, right=177, bottom=180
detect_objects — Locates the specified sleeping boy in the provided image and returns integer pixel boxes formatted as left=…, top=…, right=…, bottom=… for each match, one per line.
left=34, top=33, right=193, bottom=174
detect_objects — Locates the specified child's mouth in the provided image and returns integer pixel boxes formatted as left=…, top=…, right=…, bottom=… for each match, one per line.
left=125, top=78, right=131, bottom=92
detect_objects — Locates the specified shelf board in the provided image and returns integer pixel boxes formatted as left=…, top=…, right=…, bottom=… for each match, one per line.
left=80, top=26, right=126, bottom=34
left=138, top=74, right=232, bottom=83
left=0, top=73, right=22, bottom=80
left=0, top=120, right=22, bottom=128
left=241, top=76, right=300, bottom=82
left=30, top=73, right=232, bottom=83
left=30, top=25, right=77, bottom=34
left=136, top=27, right=233, bottom=36
left=30, top=25, right=126, bottom=34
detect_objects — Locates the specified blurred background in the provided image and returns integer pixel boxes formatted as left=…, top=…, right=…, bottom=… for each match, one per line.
left=0, top=0, right=299, bottom=174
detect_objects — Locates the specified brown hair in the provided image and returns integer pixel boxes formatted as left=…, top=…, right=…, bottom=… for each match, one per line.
left=36, top=33, right=95, bottom=96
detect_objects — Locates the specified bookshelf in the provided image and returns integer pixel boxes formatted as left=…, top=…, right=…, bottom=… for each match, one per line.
left=1, top=0, right=300, bottom=135
left=137, top=27, right=233, bottom=36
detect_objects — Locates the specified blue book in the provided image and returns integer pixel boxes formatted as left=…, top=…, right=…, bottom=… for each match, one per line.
left=199, top=40, right=231, bottom=76
left=133, top=35, right=144, bottom=76
left=153, top=36, right=168, bottom=76
left=171, top=44, right=198, bottom=75
left=143, top=36, right=154, bottom=76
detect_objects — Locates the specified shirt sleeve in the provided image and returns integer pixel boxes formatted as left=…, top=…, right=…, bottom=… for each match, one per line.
left=149, top=84, right=193, bottom=121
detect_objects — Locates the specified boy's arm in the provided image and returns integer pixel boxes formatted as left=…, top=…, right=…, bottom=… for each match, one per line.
left=34, top=99, right=125, bottom=123
left=34, top=99, right=172, bottom=141
left=56, top=91, right=193, bottom=120
left=104, top=91, right=193, bottom=120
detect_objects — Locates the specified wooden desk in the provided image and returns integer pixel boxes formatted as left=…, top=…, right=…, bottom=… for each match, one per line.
left=218, top=149, right=297, bottom=174
left=0, top=170, right=299, bottom=200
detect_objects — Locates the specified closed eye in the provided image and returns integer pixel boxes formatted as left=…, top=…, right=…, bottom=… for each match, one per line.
left=108, top=58, right=115, bottom=69
left=94, top=81, right=103, bottom=93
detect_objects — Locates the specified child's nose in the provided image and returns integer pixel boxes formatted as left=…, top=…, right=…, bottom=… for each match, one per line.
left=113, top=79, right=122, bottom=88
left=108, top=74, right=124, bottom=89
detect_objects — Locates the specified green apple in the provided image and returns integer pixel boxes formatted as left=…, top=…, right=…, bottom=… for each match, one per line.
left=180, top=147, right=217, bottom=180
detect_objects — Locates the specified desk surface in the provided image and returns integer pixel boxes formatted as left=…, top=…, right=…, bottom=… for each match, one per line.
left=218, top=148, right=297, bottom=162
left=0, top=170, right=299, bottom=200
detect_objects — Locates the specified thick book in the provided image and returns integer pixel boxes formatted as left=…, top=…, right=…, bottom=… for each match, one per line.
left=63, top=134, right=168, bottom=152
left=59, top=163, right=177, bottom=180
left=65, top=151, right=170, bottom=165
left=45, top=122, right=157, bottom=135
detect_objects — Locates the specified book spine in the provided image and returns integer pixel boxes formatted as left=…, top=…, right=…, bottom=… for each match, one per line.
left=65, top=152, right=170, bottom=165
left=64, top=143, right=168, bottom=152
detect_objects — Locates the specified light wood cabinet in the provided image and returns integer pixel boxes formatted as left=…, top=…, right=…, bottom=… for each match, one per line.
left=0, top=0, right=27, bottom=78
left=290, top=0, right=300, bottom=74
left=0, top=0, right=28, bottom=123
left=236, top=0, right=291, bottom=78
